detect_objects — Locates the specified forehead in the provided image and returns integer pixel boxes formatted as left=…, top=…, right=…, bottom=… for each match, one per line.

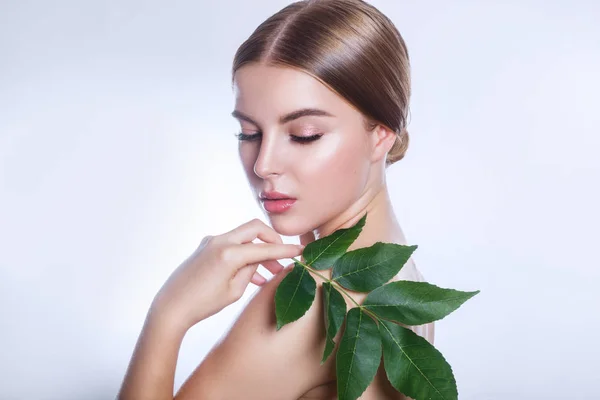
left=232, top=63, right=356, bottom=121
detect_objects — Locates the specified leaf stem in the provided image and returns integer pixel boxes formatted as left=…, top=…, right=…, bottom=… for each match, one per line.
left=290, top=257, right=379, bottom=320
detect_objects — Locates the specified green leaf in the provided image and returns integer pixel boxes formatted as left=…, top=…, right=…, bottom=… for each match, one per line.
left=332, top=242, right=417, bottom=292
left=321, top=282, right=346, bottom=364
left=364, top=281, right=480, bottom=325
left=302, top=213, right=366, bottom=270
left=379, top=319, right=458, bottom=400
left=336, top=308, right=381, bottom=400
left=274, top=262, right=316, bottom=330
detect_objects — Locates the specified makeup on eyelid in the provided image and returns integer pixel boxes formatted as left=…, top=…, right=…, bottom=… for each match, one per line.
left=236, top=121, right=327, bottom=140
left=295, top=126, right=324, bottom=136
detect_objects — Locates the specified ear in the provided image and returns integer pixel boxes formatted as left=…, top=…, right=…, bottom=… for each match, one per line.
left=369, top=124, right=397, bottom=164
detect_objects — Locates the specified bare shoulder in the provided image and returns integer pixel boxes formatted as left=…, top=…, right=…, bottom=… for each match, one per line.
left=299, top=256, right=434, bottom=399
left=395, top=258, right=435, bottom=345
left=175, top=262, right=335, bottom=400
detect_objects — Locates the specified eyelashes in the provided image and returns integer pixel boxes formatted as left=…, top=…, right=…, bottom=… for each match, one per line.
left=235, top=132, right=323, bottom=144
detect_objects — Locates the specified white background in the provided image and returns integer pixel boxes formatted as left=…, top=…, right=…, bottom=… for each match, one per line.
left=1, top=1, right=599, bottom=399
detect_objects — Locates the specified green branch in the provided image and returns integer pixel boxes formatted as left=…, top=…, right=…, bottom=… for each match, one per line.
left=273, top=213, right=479, bottom=400
left=291, top=256, right=379, bottom=320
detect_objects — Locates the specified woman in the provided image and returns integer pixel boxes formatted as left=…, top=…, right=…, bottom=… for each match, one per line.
left=118, top=0, right=434, bottom=399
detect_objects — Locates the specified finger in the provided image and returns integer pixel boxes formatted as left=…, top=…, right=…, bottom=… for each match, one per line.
left=251, top=271, right=267, bottom=285
left=224, top=219, right=283, bottom=245
left=300, top=230, right=316, bottom=246
left=261, top=259, right=285, bottom=275
left=232, top=263, right=260, bottom=294
left=234, top=242, right=304, bottom=267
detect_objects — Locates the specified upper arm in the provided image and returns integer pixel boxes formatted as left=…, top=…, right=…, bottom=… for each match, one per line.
left=175, top=264, right=334, bottom=400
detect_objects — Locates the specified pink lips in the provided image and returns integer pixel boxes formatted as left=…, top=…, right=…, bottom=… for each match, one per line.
left=262, top=198, right=296, bottom=213
left=259, top=191, right=297, bottom=213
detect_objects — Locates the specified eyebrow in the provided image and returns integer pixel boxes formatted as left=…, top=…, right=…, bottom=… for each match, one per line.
left=231, top=108, right=335, bottom=125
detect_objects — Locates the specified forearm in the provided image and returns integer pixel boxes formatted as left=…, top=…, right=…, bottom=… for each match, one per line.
left=118, top=309, right=188, bottom=400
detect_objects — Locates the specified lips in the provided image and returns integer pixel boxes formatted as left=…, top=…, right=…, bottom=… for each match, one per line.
left=259, top=191, right=297, bottom=213
left=262, top=198, right=296, bottom=213
left=259, top=190, right=296, bottom=201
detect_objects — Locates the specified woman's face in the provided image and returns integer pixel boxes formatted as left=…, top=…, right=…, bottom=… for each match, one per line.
left=232, top=63, right=382, bottom=237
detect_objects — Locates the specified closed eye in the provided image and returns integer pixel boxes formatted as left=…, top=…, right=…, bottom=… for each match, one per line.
left=234, top=132, right=261, bottom=141
left=235, top=132, right=323, bottom=144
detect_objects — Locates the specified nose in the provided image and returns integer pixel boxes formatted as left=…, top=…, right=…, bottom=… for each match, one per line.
left=253, top=133, right=282, bottom=179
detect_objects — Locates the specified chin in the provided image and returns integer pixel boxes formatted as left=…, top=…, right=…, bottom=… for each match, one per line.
left=265, top=213, right=313, bottom=237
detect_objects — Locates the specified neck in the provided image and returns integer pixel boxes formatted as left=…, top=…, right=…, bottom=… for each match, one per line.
left=314, top=184, right=408, bottom=250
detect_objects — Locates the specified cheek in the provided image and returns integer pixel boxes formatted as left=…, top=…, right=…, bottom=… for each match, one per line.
left=301, top=135, right=369, bottom=200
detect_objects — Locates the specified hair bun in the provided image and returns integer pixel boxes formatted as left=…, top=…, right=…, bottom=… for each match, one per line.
left=386, top=128, right=409, bottom=166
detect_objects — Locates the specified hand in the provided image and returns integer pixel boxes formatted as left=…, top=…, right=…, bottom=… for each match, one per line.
left=150, top=219, right=305, bottom=331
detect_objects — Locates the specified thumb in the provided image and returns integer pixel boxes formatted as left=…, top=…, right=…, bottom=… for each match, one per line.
left=299, top=230, right=316, bottom=246
left=299, top=231, right=315, bottom=264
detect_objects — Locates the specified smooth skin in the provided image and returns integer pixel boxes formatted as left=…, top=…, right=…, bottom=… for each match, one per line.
left=118, top=62, right=433, bottom=400
left=118, top=219, right=305, bottom=400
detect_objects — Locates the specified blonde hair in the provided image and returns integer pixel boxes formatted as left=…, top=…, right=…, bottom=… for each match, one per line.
left=232, top=0, right=411, bottom=166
